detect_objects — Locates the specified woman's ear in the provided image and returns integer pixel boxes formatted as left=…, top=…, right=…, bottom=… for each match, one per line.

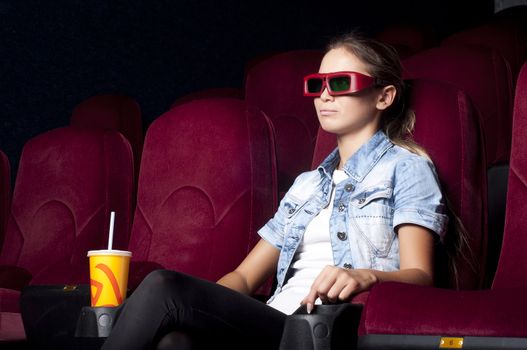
left=376, top=85, right=397, bottom=111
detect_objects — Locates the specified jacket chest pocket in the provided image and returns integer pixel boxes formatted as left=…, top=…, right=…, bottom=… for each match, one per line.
left=350, top=185, right=395, bottom=257
left=283, top=198, right=309, bottom=223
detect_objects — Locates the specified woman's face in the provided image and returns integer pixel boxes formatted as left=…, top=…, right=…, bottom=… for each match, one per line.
left=314, top=47, right=383, bottom=136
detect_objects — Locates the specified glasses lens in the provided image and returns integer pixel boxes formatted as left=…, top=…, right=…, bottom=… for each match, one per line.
left=329, top=76, right=351, bottom=92
left=307, top=78, right=323, bottom=93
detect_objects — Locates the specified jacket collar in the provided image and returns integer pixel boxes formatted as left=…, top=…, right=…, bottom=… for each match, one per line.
left=317, top=130, right=393, bottom=183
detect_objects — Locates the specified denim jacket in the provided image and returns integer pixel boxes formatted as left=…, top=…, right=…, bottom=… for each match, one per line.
left=258, top=130, right=448, bottom=302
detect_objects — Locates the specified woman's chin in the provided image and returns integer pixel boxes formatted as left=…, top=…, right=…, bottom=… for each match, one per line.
left=318, top=122, right=346, bottom=135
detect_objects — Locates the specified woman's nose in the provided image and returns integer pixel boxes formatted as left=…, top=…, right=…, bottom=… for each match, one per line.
left=319, top=87, right=333, bottom=101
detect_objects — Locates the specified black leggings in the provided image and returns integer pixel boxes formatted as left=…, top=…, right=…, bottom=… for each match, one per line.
left=101, top=270, right=287, bottom=350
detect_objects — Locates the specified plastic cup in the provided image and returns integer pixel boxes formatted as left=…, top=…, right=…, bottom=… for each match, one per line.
left=87, top=250, right=132, bottom=307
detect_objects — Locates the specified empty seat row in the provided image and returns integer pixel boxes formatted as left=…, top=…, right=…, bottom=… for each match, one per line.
left=0, top=128, right=135, bottom=342
left=0, top=98, right=278, bottom=342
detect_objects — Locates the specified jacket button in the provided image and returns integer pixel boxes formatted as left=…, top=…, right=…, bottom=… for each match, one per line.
left=337, top=231, right=347, bottom=240
left=345, top=184, right=354, bottom=192
left=358, top=198, right=365, bottom=204
left=338, top=203, right=345, bottom=212
left=288, top=208, right=295, bottom=214
left=343, top=263, right=352, bottom=269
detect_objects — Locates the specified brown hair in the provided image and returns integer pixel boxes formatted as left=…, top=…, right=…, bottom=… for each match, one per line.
left=327, top=32, right=474, bottom=288
left=327, top=32, right=431, bottom=159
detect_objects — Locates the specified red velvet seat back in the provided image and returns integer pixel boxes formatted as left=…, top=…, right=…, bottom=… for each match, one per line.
left=375, top=24, right=438, bottom=59
left=71, top=94, right=143, bottom=180
left=245, top=50, right=323, bottom=196
left=492, top=63, right=527, bottom=289
left=311, top=78, right=485, bottom=289
left=0, top=150, right=10, bottom=250
left=127, top=98, right=277, bottom=284
left=442, top=22, right=527, bottom=83
left=403, top=46, right=514, bottom=165
left=0, top=127, right=134, bottom=284
left=170, top=88, right=244, bottom=109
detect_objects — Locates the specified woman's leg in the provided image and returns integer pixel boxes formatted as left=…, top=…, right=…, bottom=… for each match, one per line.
left=155, top=331, right=194, bottom=350
left=101, top=270, right=286, bottom=350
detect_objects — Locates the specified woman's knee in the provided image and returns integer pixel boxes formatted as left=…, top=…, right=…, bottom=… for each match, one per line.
left=138, top=270, right=191, bottom=297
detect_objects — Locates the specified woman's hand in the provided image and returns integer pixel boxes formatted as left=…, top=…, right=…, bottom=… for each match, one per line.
left=300, top=224, right=436, bottom=313
left=301, top=265, right=378, bottom=313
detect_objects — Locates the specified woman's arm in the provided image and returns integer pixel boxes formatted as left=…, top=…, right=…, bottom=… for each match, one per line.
left=217, top=238, right=280, bottom=295
left=301, top=223, right=434, bottom=312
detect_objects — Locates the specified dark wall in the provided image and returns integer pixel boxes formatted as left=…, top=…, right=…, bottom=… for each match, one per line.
left=0, top=0, right=493, bottom=182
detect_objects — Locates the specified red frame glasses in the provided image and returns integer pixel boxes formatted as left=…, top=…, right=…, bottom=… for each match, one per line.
left=303, top=71, right=377, bottom=97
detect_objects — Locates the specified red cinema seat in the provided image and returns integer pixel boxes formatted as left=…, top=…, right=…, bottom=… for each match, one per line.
left=403, top=46, right=515, bottom=286
left=358, top=62, right=527, bottom=350
left=312, top=78, right=486, bottom=291
left=402, top=46, right=514, bottom=166
left=126, top=98, right=277, bottom=294
left=170, top=88, right=244, bottom=109
left=71, top=94, right=143, bottom=181
left=245, top=50, right=324, bottom=197
left=0, top=127, right=134, bottom=344
left=0, top=127, right=134, bottom=307
left=442, top=22, right=527, bottom=85
left=375, top=23, right=438, bottom=59
left=0, top=150, right=10, bottom=250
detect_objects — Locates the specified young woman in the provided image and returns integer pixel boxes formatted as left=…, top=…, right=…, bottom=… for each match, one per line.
left=101, top=32, right=448, bottom=350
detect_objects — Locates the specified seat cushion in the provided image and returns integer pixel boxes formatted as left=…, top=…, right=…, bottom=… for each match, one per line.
left=360, top=282, right=527, bottom=337
left=0, top=312, right=26, bottom=341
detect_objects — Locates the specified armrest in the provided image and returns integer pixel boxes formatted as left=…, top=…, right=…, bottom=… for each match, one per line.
left=75, top=305, right=120, bottom=338
left=279, top=303, right=363, bottom=350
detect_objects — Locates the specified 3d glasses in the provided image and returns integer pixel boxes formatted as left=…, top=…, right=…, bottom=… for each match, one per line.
left=303, top=71, right=378, bottom=97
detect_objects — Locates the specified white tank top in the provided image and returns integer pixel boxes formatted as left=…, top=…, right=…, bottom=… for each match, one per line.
left=268, top=170, right=349, bottom=314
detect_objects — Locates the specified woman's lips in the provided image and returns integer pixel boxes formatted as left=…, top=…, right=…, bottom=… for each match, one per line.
left=319, top=109, right=338, bottom=116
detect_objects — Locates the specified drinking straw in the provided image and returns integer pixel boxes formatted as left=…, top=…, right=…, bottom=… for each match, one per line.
left=108, top=211, right=115, bottom=250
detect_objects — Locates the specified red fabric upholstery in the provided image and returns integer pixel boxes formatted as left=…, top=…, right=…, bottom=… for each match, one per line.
left=0, top=150, right=10, bottom=250
left=0, top=266, right=31, bottom=291
left=245, top=50, right=323, bottom=196
left=403, top=46, right=514, bottom=165
left=71, top=94, right=143, bottom=181
left=375, top=24, right=438, bottom=59
left=408, top=79, right=486, bottom=289
left=359, top=62, right=527, bottom=340
left=442, top=22, right=527, bottom=84
left=492, top=63, right=527, bottom=289
left=0, top=311, right=26, bottom=342
left=0, top=289, right=20, bottom=313
left=311, top=79, right=485, bottom=290
left=0, top=127, right=134, bottom=294
left=360, top=282, right=527, bottom=337
left=170, top=88, right=244, bottom=109
left=127, top=98, right=277, bottom=293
